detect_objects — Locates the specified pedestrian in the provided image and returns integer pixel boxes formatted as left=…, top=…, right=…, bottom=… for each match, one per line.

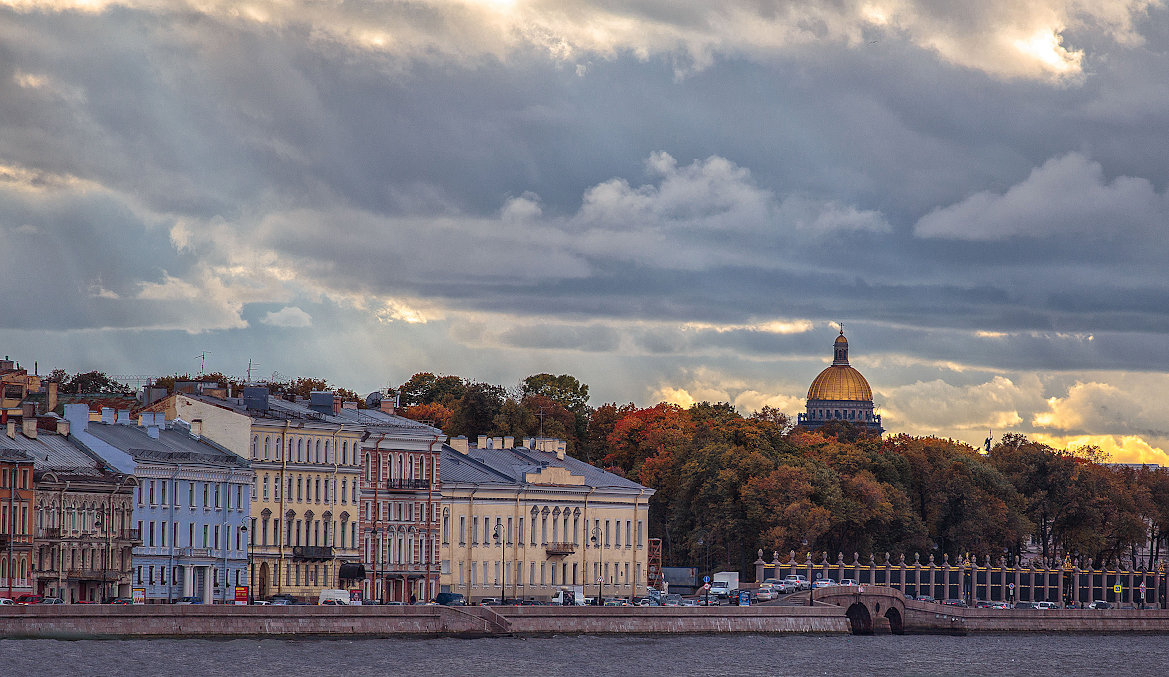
left=409, top=593, right=416, bottom=604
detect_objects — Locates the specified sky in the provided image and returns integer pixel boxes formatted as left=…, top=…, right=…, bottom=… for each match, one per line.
left=2, top=1, right=1169, bottom=463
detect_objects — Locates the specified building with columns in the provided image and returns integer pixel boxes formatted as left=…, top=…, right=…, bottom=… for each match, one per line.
left=439, top=436, right=653, bottom=603
left=797, top=329, right=884, bottom=434
left=69, top=406, right=253, bottom=603
left=143, top=388, right=365, bottom=602
left=20, top=413, right=139, bottom=603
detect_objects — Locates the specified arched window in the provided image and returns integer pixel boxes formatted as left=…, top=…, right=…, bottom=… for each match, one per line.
left=275, top=439, right=282, bottom=461
left=325, top=440, right=331, bottom=464
left=252, top=436, right=259, bottom=459
left=263, top=436, right=270, bottom=461
left=297, top=439, right=303, bottom=463
left=316, top=440, right=322, bottom=463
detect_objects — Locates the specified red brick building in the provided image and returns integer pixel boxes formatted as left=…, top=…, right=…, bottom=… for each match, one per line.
left=336, top=406, right=443, bottom=603
left=0, top=445, right=35, bottom=600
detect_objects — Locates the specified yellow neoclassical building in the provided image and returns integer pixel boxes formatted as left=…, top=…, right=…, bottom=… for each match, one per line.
left=439, top=436, right=653, bottom=602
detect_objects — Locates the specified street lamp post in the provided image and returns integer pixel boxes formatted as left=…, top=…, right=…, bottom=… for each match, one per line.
left=590, top=525, right=603, bottom=605
left=493, top=524, right=505, bottom=603
left=240, top=524, right=253, bottom=603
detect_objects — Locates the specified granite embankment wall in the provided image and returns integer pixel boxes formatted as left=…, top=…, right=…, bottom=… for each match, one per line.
left=904, top=603, right=1169, bottom=634
left=0, top=605, right=851, bottom=639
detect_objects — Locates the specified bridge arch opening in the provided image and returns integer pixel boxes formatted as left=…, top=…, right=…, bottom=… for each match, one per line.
left=883, top=607, right=904, bottom=635
left=846, top=603, right=873, bottom=635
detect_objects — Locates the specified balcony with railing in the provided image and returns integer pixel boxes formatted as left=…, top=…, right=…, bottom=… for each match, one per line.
left=386, top=478, right=430, bottom=491
left=546, top=542, right=576, bottom=557
left=37, top=527, right=61, bottom=540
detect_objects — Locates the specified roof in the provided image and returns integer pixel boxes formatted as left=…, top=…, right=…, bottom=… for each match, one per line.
left=55, top=394, right=139, bottom=413
left=441, top=444, right=649, bottom=492
left=807, top=365, right=873, bottom=402
left=0, top=430, right=113, bottom=477
left=82, top=421, right=249, bottom=469
left=180, top=392, right=440, bottom=435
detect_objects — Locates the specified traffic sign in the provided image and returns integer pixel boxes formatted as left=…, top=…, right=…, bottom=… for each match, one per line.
left=703, top=583, right=711, bottom=590
left=598, top=577, right=604, bottom=584
left=1114, top=584, right=1122, bottom=594
left=1141, top=582, right=1147, bottom=591
left=704, top=575, right=710, bottom=584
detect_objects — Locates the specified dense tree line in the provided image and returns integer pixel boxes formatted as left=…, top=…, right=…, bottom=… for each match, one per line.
left=52, top=368, right=1169, bottom=576
left=386, top=372, right=1169, bottom=576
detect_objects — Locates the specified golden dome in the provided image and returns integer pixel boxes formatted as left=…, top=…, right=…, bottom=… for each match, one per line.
left=807, top=365, right=873, bottom=401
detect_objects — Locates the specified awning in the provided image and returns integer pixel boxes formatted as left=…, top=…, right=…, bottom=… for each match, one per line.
left=338, top=563, right=366, bottom=580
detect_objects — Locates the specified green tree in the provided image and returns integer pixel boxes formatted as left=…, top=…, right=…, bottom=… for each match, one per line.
left=60, top=371, right=130, bottom=394
left=521, top=373, right=590, bottom=412
left=448, top=382, right=506, bottom=439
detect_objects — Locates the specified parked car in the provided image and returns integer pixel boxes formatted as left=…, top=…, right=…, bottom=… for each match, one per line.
left=14, top=594, right=43, bottom=605
left=941, top=598, right=967, bottom=607
left=109, top=598, right=133, bottom=605
left=1035, top=601, right=1060, bottom=609
left=175, top=596, right=203, bottom=605
left=1088, top=600, right=1112, bottom=609
left=679, top=598, right=698, bottom=607
left=251, top=600, right=270, bottom=606
left=434, top=592, right=466, bottom=606
left=662, top=594, right=682, bottom=607
left=479, top=597, right=501, bottom=606
left=1013, top=601, right=1038, bottom=609
left=914, top=595, right=937, bottom=603
left=783, top=575, right=811, bottom=591
left=268, top=594, right=297, bottom=605
left=838, top=579, right=859, bottom=587
left=40, top=598, right=66, bottom=605
left=812, top=578, right=837, bottom=589
left=697, top=595, right=720, bottom=606
left=0, top=598, right=14, bottom=605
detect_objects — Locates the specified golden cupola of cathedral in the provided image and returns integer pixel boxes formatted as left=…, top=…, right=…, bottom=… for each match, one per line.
left=798, top=328, right=882, bottom=433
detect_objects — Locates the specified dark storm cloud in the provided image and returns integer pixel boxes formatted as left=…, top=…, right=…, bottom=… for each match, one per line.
left=3, top=0, right=1169, bottom=429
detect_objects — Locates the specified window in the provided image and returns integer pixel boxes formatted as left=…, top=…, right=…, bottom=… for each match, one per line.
left=626, top=520, right=632, bottom=548
left=459, top=516, right=466, bottom=545
left=443, top=512, right=450, bottom=544
left=203, top=483, right=209, bottom=508
left=506, top=517, right=513, bottom=544
left=148, top=521, right=155, bottom=546
left=263, top=475, right=269, bottom=501
left=341, top=479, right=347, bottom=504
left=149, top=481, right=155, bottom=505
left=161, top=481, right=167, bottom=506
left=518, top=517, right=524, bottom=545
left=161, top=521, right=167, bottom=547
left=274, top=476, right=281, bottom=501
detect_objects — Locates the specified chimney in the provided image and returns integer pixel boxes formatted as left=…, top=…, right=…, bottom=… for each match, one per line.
left=116, top=409, right=131, bottom=425
left=101, top=407, right=115, bottom=424
left=22, top=417, right=37, bottom=439
left=190, top=419, right=203, bottom=438
left=491, top=436, right=503, bottom=450
left=380, top=398, right=395, bottom=415
left=503, top=436, right=514, bottom=449
left=56, top=418, right=70, bottom=436
left=556, top=441, right=566, bottom=461
left=477, top=435, right=487, bottom=449
left=64, top=404, right=89, bottom=432
left=6, top=420, right=14, bottom=439
left=146, top=424, right=160, bottom=439
left=450, top=436, right=470, bottom=454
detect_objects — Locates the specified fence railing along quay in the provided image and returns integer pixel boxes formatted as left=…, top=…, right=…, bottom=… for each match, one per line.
left=754, top=549, right=1166, bottom=607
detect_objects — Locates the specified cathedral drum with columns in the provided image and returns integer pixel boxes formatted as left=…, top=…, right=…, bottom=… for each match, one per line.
left=797, top=329, right=883, bottom=434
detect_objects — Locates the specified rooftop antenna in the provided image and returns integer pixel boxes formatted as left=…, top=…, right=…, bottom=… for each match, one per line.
left=984, top=431, right=993, bottom=454
left=246, top=359, right=260, bottom=383
left=536, top=406, right=548, bottom=438
left=195, top=351, right=210, bottom=377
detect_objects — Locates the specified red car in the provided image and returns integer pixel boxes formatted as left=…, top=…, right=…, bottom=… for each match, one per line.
left=14, top=594, right=43, bottom=605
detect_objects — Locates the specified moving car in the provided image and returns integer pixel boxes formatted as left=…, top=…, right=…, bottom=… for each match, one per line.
left=1013, top=601, right=1038, bottom=609
left=1088, top=600, right=1112, bottom=609
left=1035, top=601, right=1059, bottom=609
left=783, top=575, right=811, bottom=591
left=40, top=598, right=66, bottom=605
left=318, top=589, right=353, bottom=605
left=941, top=598, right=967, bottom=607
left=812, top=578, right=837, bottom=589
left=0, top=598, right=14, bottom=605
left=838, top=579, right=859, bottom=587
left=14, top=594, right=42, bottom=605
left=175, top=596, right=203, bottom=605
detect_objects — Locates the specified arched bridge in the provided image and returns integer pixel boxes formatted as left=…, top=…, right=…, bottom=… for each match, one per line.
left=814, top=585, right=912, bottom=635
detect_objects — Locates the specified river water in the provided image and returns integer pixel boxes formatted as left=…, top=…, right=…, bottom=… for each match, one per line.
left=2, top=634, right=1164, bottom=676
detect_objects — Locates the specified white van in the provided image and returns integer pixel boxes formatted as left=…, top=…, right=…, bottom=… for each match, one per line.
left=318, top=589, right=354, bottom=605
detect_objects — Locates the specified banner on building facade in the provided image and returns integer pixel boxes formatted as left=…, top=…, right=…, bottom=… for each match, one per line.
left=131, top=588, right=146, bottom=605
left=235, top=586, right=249, bottom=605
